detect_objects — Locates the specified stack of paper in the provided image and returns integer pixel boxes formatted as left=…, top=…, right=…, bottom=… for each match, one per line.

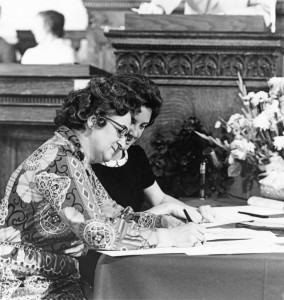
left=98, top=198, right=284, bottom=257
left=99, top=228, right=279, bottom=257
left=185, top=239, right=284, bottom=256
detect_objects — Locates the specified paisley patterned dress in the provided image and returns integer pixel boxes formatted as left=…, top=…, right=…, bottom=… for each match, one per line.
left=0, top=126, right=163, bottom=299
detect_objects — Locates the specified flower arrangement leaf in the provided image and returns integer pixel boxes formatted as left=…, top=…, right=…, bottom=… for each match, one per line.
left=197, top=73, right=284, bottom=195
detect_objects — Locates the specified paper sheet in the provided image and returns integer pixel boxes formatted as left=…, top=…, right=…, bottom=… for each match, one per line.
left=239, top=217, right=284, bottom=230
left=248, top=196, right=284, bottom=210
left=99, top=228, right=277, bottom=257
left=185, top=240, right=284, bottom=256
left=206, top=227, right=277, bottom=241
left=98, top=247, right=189, bottom=257
left=205, top=205, right=284, bottom=228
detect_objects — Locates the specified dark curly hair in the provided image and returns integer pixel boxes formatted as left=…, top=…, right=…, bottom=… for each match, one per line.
left=38, top=10, right=65, bottom=38
left=54, top=73, right=160, bottom=130
left=114, top=73, right=163, bottom=126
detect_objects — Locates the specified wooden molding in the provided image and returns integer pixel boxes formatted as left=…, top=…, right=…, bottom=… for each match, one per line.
left=106, top=30, right=283, bottom=78
left=125, top=14, right=268, bottom=32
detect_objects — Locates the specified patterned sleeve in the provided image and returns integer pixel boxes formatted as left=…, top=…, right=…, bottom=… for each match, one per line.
left=33, top=147, right=165, bottom=251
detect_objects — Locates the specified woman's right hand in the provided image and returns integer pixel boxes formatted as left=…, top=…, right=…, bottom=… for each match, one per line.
left=169, top=222, right=206, bottom=247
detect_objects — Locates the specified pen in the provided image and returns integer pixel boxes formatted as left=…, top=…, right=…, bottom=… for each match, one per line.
left=183, top=209, right=192, bottom=223
left=184, top=209, right=206, bottom=245
left=238, top=211, right=269, bottom=218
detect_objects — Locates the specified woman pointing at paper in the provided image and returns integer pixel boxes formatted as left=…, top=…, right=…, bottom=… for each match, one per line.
left=0, top=74, right=206, bottom=299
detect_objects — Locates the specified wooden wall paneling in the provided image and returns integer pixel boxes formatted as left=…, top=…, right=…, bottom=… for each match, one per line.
left=0, top=124, right=55, bottom=198
left=0, top=64, right=106, bottom=198
left=105, top=19, right=284, bottom=157
left=83, top=0, right=150, bottom=73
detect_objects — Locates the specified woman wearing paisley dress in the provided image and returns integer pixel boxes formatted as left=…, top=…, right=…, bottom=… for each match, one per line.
left=0, top=73, right=206, bottom=299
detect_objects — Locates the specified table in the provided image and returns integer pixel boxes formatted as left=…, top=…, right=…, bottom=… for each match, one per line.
left=85, top=198, right=284, bottom=300
left=92, top=252, right=284, bottom=300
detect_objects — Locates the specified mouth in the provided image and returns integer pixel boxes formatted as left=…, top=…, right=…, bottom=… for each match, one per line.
left=111, top=146, right=118, bottom=152
left=126, top=136, right=135, bottom=143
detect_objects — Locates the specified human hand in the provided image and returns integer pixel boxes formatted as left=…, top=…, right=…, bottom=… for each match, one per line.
left=63, top=240, right=87, bottom=257
left=161, top=214, right=184, bottom=228
left=147, top=203, right=203, bottom=224
left=169, top=222, right=206, bottom=247
left=147, top=203, right=180, bottom=216
left=197, top=205, right=215, bottom=223
left=134, top=3, right=164, bottom=14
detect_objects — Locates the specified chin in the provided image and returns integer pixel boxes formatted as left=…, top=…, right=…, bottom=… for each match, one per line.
left=125, top=141, right=135, bottom=149
left=103, top=152, right=113, bottom=162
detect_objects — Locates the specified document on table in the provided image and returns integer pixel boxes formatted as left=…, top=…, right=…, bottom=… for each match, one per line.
left=185, top=239, right=284, bottom=256
left=205, top=227, right=277, bottom=241
left=239, top=218, right=284, bottom=230
left=205, top=205, right=284, bottom=228
left=99, top=228, right=278, bottom=257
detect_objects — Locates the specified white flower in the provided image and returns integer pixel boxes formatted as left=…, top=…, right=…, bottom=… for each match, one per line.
left=214, top=121, right=221, bottom=128
left=253, top=112, right=270, bottom=130
left=228, top=154, right=235, bottom=164
left=16, top=171, right=43, bottom=203
left=242, top=92, right=255, bottom=101
left=273, top=136, right=284, bottom=150
left=230, top=139, right=255, bottom=153
left=251, top=91, right=269, bottom=106
left=231, top=149, right=246, bottom=160
left=61, top=207, right=85, bottom=225
left=22, top=144, right=58, bottom=172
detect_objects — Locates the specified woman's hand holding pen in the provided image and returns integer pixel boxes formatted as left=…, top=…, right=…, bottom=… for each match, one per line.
left=147, top=203, right=203, bottom=224
left=169, top=223, right=206, bottom=247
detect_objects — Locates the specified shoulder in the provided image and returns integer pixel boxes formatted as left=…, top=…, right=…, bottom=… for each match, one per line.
left=128, top=145, right=151, bottom=167
left=129, top=145, right=147, bottom=156
left=21, top=47, right=38, bottom=64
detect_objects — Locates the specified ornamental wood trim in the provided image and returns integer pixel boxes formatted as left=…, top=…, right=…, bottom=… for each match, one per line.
left=0, top=96, right=63, bottom=106
left=115, top=52, right=277, bottom=78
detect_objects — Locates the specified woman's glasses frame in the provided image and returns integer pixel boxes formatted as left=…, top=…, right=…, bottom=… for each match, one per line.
left=103, top=116, right=128, bottom=138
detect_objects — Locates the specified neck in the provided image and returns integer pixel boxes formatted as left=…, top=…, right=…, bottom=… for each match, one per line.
left=40, top=34, right=58, bottom=45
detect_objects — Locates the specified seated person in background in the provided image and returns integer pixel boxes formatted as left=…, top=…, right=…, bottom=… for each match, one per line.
left=0, top=0, right=88, bottom=31
left=0, top=36, right=16, bottom=62
left=21, top=10, right=76, bottom=64
left=0, top=73, right=206, bottom=299
left=92, top=73, right=214, bottom=224
left=0, top=10, right=17, bottom=62
left=137, top=0, right=277, bottom=32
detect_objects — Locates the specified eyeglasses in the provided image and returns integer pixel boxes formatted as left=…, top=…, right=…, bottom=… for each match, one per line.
left=104, top=116, right=128, bottom=138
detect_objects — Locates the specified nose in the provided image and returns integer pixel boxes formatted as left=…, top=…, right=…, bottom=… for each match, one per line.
left=117, top=136, right=127, bottom=150
left=129, top=126, right=140, bottom=139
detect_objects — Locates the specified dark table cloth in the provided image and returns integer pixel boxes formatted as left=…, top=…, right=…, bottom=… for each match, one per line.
left=92, top=252, right=284, bottom=300
left=87, top=198, right=284, bottom=300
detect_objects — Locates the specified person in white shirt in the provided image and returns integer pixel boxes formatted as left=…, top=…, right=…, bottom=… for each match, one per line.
left=0, top=0, right=88, bottom=59
left=21, top=10, right=76, bottom=65
left=0, top=0, right=88, bottom=31
left=137, top=0, right=277, bottom=32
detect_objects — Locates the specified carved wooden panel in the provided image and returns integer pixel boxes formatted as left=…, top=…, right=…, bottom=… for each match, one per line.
left=106, top=26, right=283, bottom=158
left=0, top=125, right=55, bottom=198
left=0, top=65, right=104, bottom=197
left=116, top=52, right=276, bottom=78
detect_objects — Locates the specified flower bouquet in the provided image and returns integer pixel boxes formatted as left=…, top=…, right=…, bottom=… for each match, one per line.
left=196, top=74, right=284, bottom=200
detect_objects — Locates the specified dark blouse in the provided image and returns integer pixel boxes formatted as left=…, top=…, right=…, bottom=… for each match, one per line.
left=92, top=145, right=155, bottom=211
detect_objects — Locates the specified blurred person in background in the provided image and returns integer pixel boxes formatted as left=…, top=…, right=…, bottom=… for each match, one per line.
left=136, top=0, right=277, bottom=32
left=0, top=0, right=88, bottom=62
left=21, top=10, right=76, bottom=64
